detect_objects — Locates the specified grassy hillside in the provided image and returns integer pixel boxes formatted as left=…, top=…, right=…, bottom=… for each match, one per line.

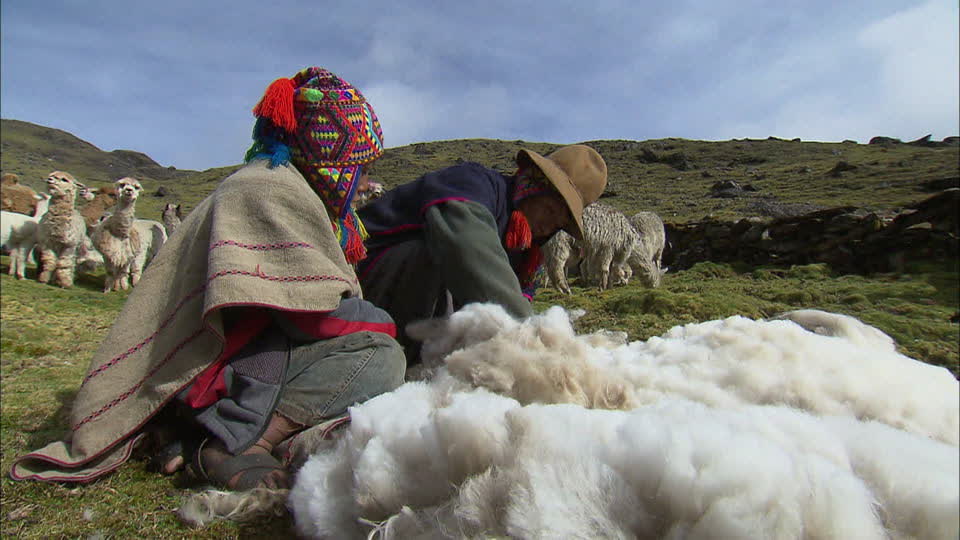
left=3, top=119, right=958, bottom=224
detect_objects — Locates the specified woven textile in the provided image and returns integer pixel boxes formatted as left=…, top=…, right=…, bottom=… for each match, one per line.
left=511, top=166, right=552, bottom=204
left=248, top=67, right=384, bottom=263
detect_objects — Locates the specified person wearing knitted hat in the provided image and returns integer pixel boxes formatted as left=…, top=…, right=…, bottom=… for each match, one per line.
left=11, top=67, right=405, bottom=491
left=357, top=143, right=608, bottom=363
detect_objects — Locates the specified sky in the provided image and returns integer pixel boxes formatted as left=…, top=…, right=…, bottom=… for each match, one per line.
left=2, top=1, right=958, bottom=172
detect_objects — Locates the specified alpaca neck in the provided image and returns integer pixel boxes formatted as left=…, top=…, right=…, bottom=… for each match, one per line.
left=46, top=195, right=76, bottom=218
left=106, top=201, right=137, bottom=237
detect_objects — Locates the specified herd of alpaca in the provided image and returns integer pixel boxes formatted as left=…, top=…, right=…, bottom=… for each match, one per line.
left=0, top=171, right=178, bottom=292
left=542, top=201, right=667, bottom=294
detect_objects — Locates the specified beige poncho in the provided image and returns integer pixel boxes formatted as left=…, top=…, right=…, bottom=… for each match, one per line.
left=12, top=160, right=360, bottom=482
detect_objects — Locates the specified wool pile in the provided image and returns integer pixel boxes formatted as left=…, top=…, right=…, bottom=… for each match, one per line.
left=288, top=304, right=959, bottom=539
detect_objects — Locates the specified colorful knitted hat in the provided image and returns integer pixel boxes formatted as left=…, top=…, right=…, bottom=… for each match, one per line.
left=245, top=67, right=385, bottom=263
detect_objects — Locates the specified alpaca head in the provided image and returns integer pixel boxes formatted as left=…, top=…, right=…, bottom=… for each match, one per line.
left=162, top=202, right=182, bottom=220
left=45, top=170, right=79, bottom=201
left=115, top=177, right=142, bottom=205
left=78, top=183, right=97, bottom=201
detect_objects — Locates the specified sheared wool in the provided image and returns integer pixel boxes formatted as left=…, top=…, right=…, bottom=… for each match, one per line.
left=286, top=304, right=958, bottom=539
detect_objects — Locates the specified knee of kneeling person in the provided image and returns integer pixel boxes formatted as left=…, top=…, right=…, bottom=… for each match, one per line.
left=357, top=331, right=407, bottom=397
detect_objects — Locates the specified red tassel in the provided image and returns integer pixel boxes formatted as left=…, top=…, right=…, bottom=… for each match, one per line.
left=505, top=210, right=532, bottom=250
left=343, top=233, right=366, bottom=265
left=253, top=78, right=297, bottom=132
left=342, top=216, right=368, bottom=264
left=519, top=245, right=543, bottom=282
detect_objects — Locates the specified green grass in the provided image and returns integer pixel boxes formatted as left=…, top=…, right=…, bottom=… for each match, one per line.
left=2, top=256, right=956, bottom=537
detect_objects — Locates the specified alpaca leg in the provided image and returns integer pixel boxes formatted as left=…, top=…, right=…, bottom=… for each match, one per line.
left=611, top=250, right=631, bottom=287
left=103, top=264, right=117, bottom=293
left=53, top=255, right=76, bottom=288
left=130, top=264, right=142, bottom=287
left=7, top=247, right=17, bottom=277
left=12, top=245, right=28, bottom=279
left=595, top=247, right=614, bottom=290
left=37, top=248, right=56, bottom=284
left=118, top=265, right=131, bottom=290
left=547, top=255, right=571, bottom=295
left=614, top=262, right=631, bottom=286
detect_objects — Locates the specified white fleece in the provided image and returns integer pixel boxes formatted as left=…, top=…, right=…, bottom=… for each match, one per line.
left=289, top=304, right=960, bottom=539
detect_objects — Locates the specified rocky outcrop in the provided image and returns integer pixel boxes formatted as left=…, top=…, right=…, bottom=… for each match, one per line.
left=664, top=189, right=958, bottom=274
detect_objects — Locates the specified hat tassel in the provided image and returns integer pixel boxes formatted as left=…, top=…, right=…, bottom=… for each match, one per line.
left=505, top=210, right=532, bottom=250
left=253, top=78, right=297, bottom=132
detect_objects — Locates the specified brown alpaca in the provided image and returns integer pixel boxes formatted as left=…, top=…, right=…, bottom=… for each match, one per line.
left=36, top=171, right=87, bottom=288
left=79, top=185, right=120, bottom=228
left=1, top=173, right=42, bottom=216
left=90, top=177, right=143, bottom=292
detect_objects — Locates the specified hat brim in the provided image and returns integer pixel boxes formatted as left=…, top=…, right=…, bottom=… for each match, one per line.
left=516, top=149, right=586, bottom=241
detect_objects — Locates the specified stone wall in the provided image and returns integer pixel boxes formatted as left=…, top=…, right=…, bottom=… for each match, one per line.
left=663, top=188, right=958, bottom=274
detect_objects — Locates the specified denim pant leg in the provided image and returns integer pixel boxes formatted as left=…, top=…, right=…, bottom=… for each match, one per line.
left=275, top=331, right=406, bottom=427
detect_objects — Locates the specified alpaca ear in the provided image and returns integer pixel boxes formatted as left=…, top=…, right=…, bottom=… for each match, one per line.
left=176, top=204, right=182, bottom=217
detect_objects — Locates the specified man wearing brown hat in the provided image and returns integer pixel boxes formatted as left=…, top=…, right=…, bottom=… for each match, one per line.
left=357, top=144, right=608, bottom=362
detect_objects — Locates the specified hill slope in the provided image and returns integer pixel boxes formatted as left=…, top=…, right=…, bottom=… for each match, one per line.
left=2, top=118, right=957, bottom=223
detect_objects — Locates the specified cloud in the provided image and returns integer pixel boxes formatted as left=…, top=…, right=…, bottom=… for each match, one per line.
left=1, top=1, right=956, bottom=169
left=857, top=0, right=960, bottom=139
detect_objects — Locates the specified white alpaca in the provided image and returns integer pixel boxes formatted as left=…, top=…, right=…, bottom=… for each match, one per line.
left=543, top=202, right=647, bottom=293
left=90, top=177, right=143, bottom=292
left=36, top=171, right=86, bottom=288
left=623, top=211, right=667, bottom=288
left=131, top=218, right=167, bottom=281
left=1, top=193, right=50, bottom=279
left=161, top=203, right=182, bottom=237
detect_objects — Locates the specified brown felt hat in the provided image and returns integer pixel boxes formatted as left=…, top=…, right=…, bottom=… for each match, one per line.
left=516, top=144, right=607, bottom=240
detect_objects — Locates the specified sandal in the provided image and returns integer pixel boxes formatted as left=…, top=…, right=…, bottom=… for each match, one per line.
left=191, top=438, right=289, bottom=491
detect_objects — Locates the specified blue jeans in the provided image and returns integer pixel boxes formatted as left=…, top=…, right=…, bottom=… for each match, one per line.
left=277, top=330, right=406, bottom=426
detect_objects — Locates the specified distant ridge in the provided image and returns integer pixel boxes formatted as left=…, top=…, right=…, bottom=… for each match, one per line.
left=0, top=119, right=198, bottom=189
left=2, top=118, right=957, bottom=224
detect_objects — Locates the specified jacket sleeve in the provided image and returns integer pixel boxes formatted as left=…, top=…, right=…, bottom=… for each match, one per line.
left=424, top=200, right=533, bottom=320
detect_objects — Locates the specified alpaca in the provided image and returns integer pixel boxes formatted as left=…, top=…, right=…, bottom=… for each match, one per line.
left=76, top=230, right=104, bottom=275
left=78, top=184, right=97, bottom=202
left=130, top=218, right=167, bottom=283
left=90, top=177, right=143, bottom=292
left=79, top=185, right=119, bottom=229
left=161, top=203, right=182, bottom=236
left=1, top=193, right=51, bottom=279
left=542, top=202, right=639, bottom=292
left=353, top=180, right=385, bottom=208
left=623, top=211, right=667, bottom=288
left=36, top=171, right=87, bottom=288
left=541, top=230, right=580, bottom=295
left=1, top=173, right=43, bottom=216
